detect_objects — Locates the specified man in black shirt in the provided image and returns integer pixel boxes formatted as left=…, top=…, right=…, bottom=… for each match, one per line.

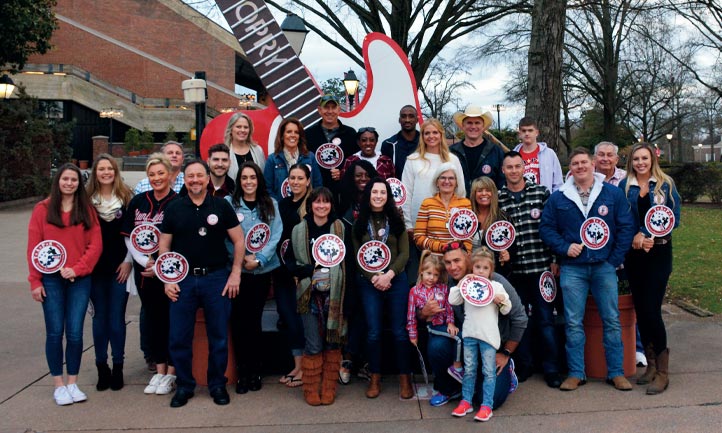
left=381, top=105, right=420, bottom=177
left=160, top=160, right=245, bottom=408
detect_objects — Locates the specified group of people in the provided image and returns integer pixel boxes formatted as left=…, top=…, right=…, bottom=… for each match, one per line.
left=27, top=95, right=680, bottom=423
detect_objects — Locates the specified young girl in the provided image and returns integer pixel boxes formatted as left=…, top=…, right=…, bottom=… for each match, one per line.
left=449, top=248, right=511, bottom=422
left=406, top=251, right=463, bottom=383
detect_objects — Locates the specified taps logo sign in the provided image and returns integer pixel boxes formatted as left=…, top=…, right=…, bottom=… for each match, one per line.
left=357, top=240, right=391, bottom=273
left=645, top=205, right=675, bottom=237
left=31, top=240, right=67, bottom=274
left=245, top=223, right=271, bottom=253
left=130, top=224, right=161, bottom=255
left=580, top=217, right=610, bottom=250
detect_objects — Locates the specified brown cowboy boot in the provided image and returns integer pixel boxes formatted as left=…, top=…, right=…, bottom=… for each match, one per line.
left=366, top=373, right=381, bottom=398
left=647, top=348, right=669, bottom=395
left=399, top=374, right=414, bottom=399
left=301, top=353, right=323, bottom=406
left=320, top=350, right=342, bottom=405
left=637, top=344, right=657, bottom=385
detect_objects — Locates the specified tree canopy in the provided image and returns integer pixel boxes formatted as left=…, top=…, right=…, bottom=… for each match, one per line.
left=0, top=0, right=58, bottom=72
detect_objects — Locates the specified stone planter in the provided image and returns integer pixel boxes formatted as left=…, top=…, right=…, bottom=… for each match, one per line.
left=583, top=294, right=637, bottom=379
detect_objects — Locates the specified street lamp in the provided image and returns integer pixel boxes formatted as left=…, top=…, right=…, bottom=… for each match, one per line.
left=665, top=133, right=673, bottom=162
left=343, top=69, right=360, bottom=111
left=182, top=71, right=207, bottom=157
left=281, top=13, right=309, bottom=56
left=99, top=108, right=124, bottom=155
left=0, top=74, right=16, bottom=99
left=491, top=104, right=505, bottom=131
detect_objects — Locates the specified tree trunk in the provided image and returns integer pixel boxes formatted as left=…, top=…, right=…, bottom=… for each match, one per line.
left=525, top=0, right=567, bottom=151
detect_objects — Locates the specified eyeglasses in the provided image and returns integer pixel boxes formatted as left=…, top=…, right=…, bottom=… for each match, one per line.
left=358, top=127, right=376, bottom=134
left=438, top=176, right=456, bottom=182
left=442, top=241, right=468, bottom=253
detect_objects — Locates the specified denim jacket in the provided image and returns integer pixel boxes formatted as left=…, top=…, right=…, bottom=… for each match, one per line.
left=224, top=196, right=282, bottom=274
left=618, top=176, right=681, bottom=237
left=539, top=173, right=634, bottom=268
left=263, top=152, right=323, bottom=201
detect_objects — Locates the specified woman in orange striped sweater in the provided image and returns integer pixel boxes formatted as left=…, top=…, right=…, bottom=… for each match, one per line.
left=414, top=163, right=473, bottom=254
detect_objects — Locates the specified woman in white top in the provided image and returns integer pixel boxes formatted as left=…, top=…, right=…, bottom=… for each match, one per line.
left=224, top=112, right=266, bottom=182
left=401, top=118, right=466, bottom=231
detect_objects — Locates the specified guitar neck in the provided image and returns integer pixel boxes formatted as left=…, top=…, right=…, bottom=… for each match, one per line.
left=218, top=0, right=322, bottom=125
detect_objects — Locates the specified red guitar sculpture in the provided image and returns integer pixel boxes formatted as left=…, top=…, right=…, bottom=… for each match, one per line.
left=202, top=0, right=422, bottom=157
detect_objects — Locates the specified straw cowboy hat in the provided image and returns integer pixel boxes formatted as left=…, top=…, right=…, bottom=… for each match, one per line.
left=453, top=105, right=494, bottom=130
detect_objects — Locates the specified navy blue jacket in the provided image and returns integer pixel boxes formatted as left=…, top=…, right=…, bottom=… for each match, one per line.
left=450, top=138, right=506, bottom=193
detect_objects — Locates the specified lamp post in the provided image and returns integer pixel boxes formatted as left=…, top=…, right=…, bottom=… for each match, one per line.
left=343, top=69, right=359, bottom=111
left=698, top=143, right=704, bottom=162
left=492, top=104, right=505, bottom=131
left=665, top=133, right=673, bottom=163
left=281, top=13, right=309, bottom=56
left=99, top=108, right=124, bottom=155
left=182, top=71, right=207, bottom=157
left=0, top=74, right=16, bottom=99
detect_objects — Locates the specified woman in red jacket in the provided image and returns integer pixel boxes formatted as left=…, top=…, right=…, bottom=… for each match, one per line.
left=27, top=163, right=102, bottom=406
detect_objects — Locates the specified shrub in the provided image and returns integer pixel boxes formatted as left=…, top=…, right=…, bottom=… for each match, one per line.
left=124, top=128, right=140, bottom=152
left=704, top=163, right=722, bottom=204
left=673, top=163, right=707, bottom=203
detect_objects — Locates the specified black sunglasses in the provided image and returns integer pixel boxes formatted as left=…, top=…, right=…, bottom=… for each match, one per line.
left=358, top=127, right=377, bottom=134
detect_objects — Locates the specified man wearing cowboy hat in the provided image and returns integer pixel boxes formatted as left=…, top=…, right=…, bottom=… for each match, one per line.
left=450, top=105, right=506, bottom=192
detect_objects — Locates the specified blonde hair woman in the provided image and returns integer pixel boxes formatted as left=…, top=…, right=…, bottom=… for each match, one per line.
left=224, top=112, right=266, bottom=182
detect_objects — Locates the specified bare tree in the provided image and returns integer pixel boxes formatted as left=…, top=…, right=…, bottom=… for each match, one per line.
left=419, top=58, right=475, bottom=134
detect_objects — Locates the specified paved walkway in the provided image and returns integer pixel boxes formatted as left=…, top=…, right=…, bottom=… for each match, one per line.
left=2, top=200, right=721, bottom=433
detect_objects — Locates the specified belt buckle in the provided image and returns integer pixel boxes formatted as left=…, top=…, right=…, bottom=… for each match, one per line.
left=192, top=267, right=207, bottom=276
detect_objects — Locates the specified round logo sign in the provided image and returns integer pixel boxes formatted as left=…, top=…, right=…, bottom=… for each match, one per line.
left=31, top=240, right=67, bottom=274
left=386, top=178, right=407, bottom=206
left=458, top=275, right=495, bottom=307
left=130, top=224, right=161, bottom=255
left=482, top=164, right=492, bottom=174
left=485, top=220, right=516, bottom=251
left=245, top=223, right=271, bottom=253
left=315, top=143, right=344, bottom=169
left=356, top=240, right=392, bottom=273
left=580, top=217, right=610, bottom=250
left=281, top=177, right=292, bottom=198
left=279, top=239, right=290, bottom=264
left=312, top=234, right=346, bottom=267
left=645, top=205, right=675, bottom=237
left=154, top=252, right=189, bottom=284
left=448, top=208, right=479, bottom=240
left=539, top=271, right=557, bottom=303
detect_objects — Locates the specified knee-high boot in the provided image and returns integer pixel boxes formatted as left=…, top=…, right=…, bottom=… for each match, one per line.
left=321, top=349, right=342, bottom=405
left=302, top=353, right=323, bottom=406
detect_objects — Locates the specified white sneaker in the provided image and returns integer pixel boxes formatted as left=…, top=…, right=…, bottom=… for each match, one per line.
left=636, top=351, right=648, bottom=367
left=65, top=384, right=87, bottom=402
left=144, top=373, right=164, bottom=394
left=155, top=374, right=176, bottom=395
left=54, top=386, right=73, bottom=406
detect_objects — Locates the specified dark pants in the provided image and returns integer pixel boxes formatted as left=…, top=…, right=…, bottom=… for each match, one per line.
left=509, top=272, right=560, bottom=375
left=169, top=269, right=231, bottom=392
left=626, top=243, right=672, bottom=355
left=90, top=272, right=129, bottom=365
left=137, top=272, right=171, bottom=365
left=230, top=272, right=270, bottom=377
left=273, top=268, right=305, bottom=357
left=358, top=272, right=411, bottom=374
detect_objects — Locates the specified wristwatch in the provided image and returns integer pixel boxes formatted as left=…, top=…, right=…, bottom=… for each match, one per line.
left=500, top=348, right=512, bottom=357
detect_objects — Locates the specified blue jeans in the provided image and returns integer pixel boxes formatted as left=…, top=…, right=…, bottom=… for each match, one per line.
left=462, top=337, right=496, bottom=407
left=169, top=269, right=231, bottom=392
left=560, top=262, right=623, bottom=379
left=358, top=272, right=411, bottom=374
left=41, top=274, right=91, bottom=376
left=427, top=328, right=512, bottom=409
left=90, top=273, right=129, bottom=365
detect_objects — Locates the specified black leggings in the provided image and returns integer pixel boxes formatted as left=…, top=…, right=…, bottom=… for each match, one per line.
left=136, top=272, right=171, bottom=365
left=625, top=242, right=672, bottom=356
left=230, top=272, right=271, bottom=377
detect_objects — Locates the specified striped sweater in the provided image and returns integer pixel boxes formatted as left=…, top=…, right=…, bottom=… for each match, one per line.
left=414, top=194, right=472, bottom=253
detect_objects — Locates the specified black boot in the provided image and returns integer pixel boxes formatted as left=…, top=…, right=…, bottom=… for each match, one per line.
left=110, top=363, right=124, bottom=391
left=96, top=362, right=111, bottom=391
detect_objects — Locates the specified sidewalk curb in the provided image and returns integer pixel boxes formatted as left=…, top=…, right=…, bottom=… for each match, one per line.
left=0, top=196, right=43, bottom=211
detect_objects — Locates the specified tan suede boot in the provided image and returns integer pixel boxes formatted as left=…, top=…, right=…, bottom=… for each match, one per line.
left=320, top=349, right=342, bottom=405
left=366, top=373, right=381, bottom=398
left=301, top=353, right=323, bottom=406
left=647, top=348, right=669, bottom=395
left=399, top=374, right=414, bottom=399
left=637, top=344, right=657, bottom=385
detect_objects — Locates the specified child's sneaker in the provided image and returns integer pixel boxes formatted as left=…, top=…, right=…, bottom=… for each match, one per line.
left=447, top=365, right=464, bottom=383
left=474, top=405, right=493, bottom=422
left=451, top=400, right=473, bottom=417
left=508, top=358, right=519, bottom=394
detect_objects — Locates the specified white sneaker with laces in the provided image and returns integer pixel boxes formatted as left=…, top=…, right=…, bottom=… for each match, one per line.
left=54, top=386, right=73, bottom=406
left=65, top=383, right=87, bottom=402
left=155, top=374, right=176, bottom=395
left=144, top=373, right=164, bottom=394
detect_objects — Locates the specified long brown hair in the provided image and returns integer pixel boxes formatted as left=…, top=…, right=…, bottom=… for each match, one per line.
left=47, top=163, right=94, bottom=229
left=86, top=154, right=133, bottom=205
left=274, top=118, right=309, bottom=155
left=231, top=162, right=276, bottom=224
left=289, top=163, right=312, bottom=218
left=470, top=176, right=504, bottom=230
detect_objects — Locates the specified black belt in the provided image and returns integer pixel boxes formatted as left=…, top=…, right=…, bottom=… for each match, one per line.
left=191, top=266, right=223, bottom=276
left=653, top=238, right=670, bottom=245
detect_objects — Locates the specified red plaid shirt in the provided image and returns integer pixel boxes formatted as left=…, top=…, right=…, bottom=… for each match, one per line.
left=406, top=282, right=453, bottom=340
left=341, top=153, right=396, bottom=180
